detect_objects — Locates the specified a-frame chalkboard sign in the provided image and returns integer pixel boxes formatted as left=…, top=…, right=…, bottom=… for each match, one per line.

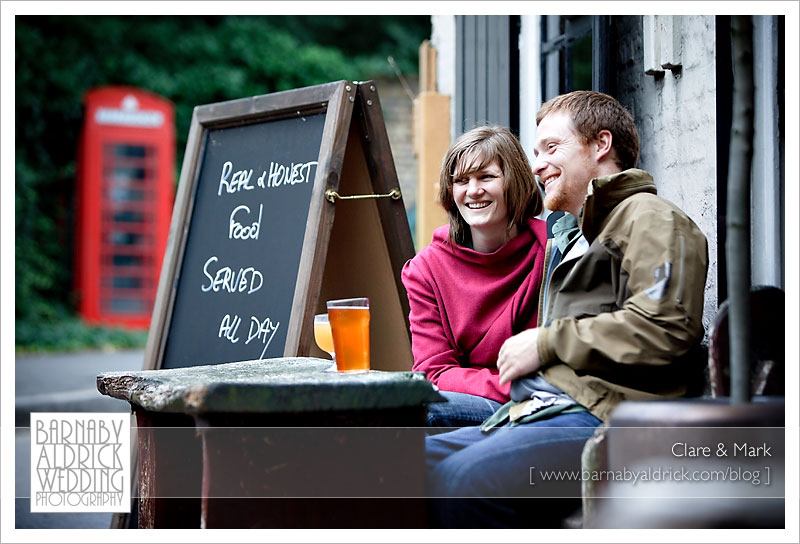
left=143, top=80, right=415, bottom=372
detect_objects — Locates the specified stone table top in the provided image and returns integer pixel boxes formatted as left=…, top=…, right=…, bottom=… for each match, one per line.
left=97, top=357, right=444, bottom=415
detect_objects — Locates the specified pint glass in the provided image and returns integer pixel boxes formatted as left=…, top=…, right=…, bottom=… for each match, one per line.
left=326, top=298, right=370, bottom=373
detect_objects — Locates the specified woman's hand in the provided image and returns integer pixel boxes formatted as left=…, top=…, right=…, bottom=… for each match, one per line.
left=497, top=328, right=542, bottom=385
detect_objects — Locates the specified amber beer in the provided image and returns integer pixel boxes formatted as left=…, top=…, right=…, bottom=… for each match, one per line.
left=326, top=298, right=370, bottom=373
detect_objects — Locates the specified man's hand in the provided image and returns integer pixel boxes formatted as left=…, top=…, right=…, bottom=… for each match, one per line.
left=497, top=328, right=542, bottom=385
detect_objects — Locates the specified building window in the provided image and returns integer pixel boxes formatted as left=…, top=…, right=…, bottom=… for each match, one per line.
left=540, top=15, right=611, bottom=101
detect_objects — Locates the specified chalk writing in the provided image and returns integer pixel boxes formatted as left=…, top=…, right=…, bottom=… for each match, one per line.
left=201, top=256, right=264, bottom=294
left=246, top=316, right=281, bottom=360
left=266, top=160, right=318, bottom=188
left=217, top=313, right=281, bottom=360
left=202, top=153, right=316, bottom=356
left=218, top=313, right=241, bottom=343
left=217, top=160, right=317, bottom=197
left=217, top=161, right=255, bottom=195
left=229, top=204, right=263, bottom=241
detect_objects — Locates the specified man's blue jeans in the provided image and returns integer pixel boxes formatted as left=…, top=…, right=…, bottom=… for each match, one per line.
left=425, top=409, right=602, bottom=528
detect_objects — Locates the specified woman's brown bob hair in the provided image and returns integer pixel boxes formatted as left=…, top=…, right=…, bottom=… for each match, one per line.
left=438, top=125, right=543, bottom=246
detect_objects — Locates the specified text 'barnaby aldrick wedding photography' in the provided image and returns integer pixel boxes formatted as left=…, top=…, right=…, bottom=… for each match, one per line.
left=30, top=413, right=131, bottom=513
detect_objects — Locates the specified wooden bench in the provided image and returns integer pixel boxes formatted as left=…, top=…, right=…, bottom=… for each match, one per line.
left=580, top=287, right=785, bottom=528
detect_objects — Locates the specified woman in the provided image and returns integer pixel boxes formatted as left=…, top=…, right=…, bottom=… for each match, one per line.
left=401, top=125, right=547, bottom=427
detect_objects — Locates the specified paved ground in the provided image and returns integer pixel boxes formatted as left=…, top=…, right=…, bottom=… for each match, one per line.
left=15, top=349, right=144, bottom=426
left=13, top=349, right=144, bottom=529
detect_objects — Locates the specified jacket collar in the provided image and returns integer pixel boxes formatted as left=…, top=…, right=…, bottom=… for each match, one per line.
left=579, top=168, right=657, bottom=241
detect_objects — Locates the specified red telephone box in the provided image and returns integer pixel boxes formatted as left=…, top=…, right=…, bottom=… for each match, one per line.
left=75, top=86, right=174, bottom=328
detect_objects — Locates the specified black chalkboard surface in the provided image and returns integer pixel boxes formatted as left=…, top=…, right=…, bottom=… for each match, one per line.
left=143, top=81, right=416, bottom=372
left=161, top=113, right=326, bottom=368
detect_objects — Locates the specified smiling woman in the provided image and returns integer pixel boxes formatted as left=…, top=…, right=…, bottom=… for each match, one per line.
left=401, top=125, right=547, bottom=426
left=452, top=159, right=512, bottom=253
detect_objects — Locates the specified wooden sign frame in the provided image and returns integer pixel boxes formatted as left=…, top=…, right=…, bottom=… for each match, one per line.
left=142, top=80, right=415, bottom=372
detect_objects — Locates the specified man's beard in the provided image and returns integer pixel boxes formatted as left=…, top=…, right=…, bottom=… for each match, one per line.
left=544, top=190, right=571, bottom=213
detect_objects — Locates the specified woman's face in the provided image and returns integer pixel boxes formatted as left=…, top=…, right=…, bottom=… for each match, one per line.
left=452, top=157, right=509, bottom=239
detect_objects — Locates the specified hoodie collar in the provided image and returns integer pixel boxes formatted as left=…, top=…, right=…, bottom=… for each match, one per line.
left=432, top=218, right=545, bottom=265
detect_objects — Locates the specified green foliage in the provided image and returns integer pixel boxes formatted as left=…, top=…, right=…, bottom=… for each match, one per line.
left=15, top=15, right=430, bottom=349
left=15, top=316, right=149, bottom=353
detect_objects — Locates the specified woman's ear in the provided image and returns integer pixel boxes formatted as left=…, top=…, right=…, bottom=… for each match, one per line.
left=594, top=130, right=613, bottom=161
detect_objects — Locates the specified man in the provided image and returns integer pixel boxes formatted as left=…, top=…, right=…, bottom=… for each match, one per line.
left=425, top=91, right=708, bottom=528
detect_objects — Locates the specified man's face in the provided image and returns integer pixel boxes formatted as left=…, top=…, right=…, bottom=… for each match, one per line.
left=532, top=111, right=598, bottom=216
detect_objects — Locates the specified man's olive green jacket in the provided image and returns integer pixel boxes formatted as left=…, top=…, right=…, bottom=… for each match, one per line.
left=537, top=169, right=709, bottom=422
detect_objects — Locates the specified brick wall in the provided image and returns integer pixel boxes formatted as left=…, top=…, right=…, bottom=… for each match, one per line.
left=373, top=76, right=418, bottom=213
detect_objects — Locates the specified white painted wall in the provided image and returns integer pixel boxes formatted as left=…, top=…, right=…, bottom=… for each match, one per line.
left=518, top=15, right=541, bottom=171
left=431, top=14, right=456, bottom=141
left=621, top=16, right=719, bottom=333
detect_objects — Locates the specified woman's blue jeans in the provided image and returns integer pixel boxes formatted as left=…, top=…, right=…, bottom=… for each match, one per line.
left=425, top=391, right=503, bottom=427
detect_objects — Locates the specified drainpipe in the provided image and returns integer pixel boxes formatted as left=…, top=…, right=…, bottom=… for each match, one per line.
left=726, top=15, right=754, bottom=404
